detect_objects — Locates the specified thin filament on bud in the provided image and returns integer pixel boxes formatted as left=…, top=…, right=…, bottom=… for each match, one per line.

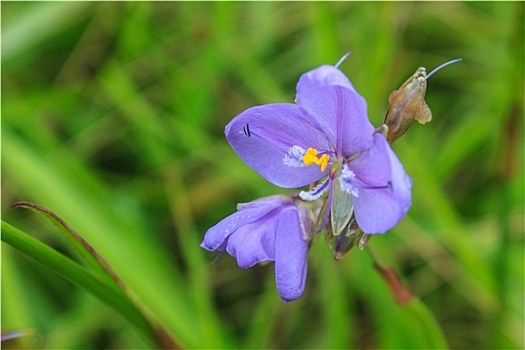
left=426, top=58, right=462, bottom=80
left=335, top=51, right=352, bottom=68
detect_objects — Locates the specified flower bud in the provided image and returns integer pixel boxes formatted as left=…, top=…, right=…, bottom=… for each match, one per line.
left=384, top=67, right=431, bottom=144
left=329, top=213, right=364, bottom=260
left=384, top=58, right=461, bottom=144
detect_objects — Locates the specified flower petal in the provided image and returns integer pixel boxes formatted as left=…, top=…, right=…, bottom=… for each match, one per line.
left=354, top=187, right=402, bottom=234
left=200, top=199, right=284, bottom=251
left=385, top=141, right=413, bottom=217
left=296, top=65, right=374, bottom=157
left=237, top=194, right=292, bottom=211
left=226, top=104, right=331, bottom=188
left=226, top=214, right=278, bottom=268
left=349, top=133, right=391, bottom=188
left=351, top=134, right=412, bottom=233
left=274, top=207, right=309, bottom=302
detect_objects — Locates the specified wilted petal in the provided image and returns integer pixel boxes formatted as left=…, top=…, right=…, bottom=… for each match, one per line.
left=351, top=134, right=412, bottom=233
left=274, top=207, right=309, bottom=302
left=226, top=104, right=331, bottom=188
left=296, top=65, right=374, bottom=157
left=200, top=199, right=284, bottom=251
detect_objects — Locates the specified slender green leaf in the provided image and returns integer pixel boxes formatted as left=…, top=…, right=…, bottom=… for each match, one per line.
left=11, top=201, right=124, bottom=292
left=1, top=221, right=157, bottom=348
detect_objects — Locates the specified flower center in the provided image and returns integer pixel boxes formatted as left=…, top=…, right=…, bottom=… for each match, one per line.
left=303, top=148, right=330, bottom=172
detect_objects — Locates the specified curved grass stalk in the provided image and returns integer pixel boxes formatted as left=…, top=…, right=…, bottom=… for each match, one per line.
left=1, top=221, right=158, bottom=347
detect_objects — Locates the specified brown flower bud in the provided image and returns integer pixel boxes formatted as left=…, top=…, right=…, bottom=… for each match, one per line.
left=384, top=58, right=462, bottom=144
left=384, top=67, right=431, bottom=144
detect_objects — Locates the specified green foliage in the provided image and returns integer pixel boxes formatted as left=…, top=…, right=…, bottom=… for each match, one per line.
left=2, top=2, right=523, bottom=349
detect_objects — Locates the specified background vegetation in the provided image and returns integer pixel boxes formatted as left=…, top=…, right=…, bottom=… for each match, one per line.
left=2, top=2, right=523, bottom=349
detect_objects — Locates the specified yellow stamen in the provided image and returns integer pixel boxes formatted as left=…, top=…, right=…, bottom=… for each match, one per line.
left=303, top=148, right=330, bottom=172
left=319, top=154, right=329, bottom=172
left=303, top=148, right=319, bottom=165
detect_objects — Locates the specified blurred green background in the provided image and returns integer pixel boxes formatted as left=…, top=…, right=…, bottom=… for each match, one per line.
left=2, top=2, right=523, bottom=349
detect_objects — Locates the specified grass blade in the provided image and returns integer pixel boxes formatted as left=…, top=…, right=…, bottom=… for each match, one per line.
left=1, top=221, right=158, bottom=347
left=11, top=201, right=124, bottom=291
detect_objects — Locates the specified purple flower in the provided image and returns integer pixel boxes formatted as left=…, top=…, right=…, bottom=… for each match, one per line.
left=225, top=65, right=412, bottom=234
left=201, top=195, right=319, bottom=302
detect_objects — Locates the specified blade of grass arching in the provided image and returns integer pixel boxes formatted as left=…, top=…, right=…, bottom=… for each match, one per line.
left=11, top=201, right=124, bottom=292
left=2, top=132, right=198, bottom=347
left=4, top=45, right=213, bottom=344
left=1, top=221, right=156, bottom=347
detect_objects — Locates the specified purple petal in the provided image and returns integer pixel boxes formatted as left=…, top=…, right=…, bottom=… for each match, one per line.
left=297, top=65, right=374, bottom=157
left=349, top=133, right=391, bottom=188
left=226, top=104, right=331, bottom=188
left=354, top=187, right=403, bottom=234
left=274, top=207, right=309, bottom=302
left=226, top=214, right=279, bottom=268
left=296, top=65, right=374, bottom=157
left=385, top=141, right=413, bottom=217
left=200, top=199, right=284, bottom=251
left=237, top=194, right=292, bottom=211
left=351, top=134, right=412, bottom=233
